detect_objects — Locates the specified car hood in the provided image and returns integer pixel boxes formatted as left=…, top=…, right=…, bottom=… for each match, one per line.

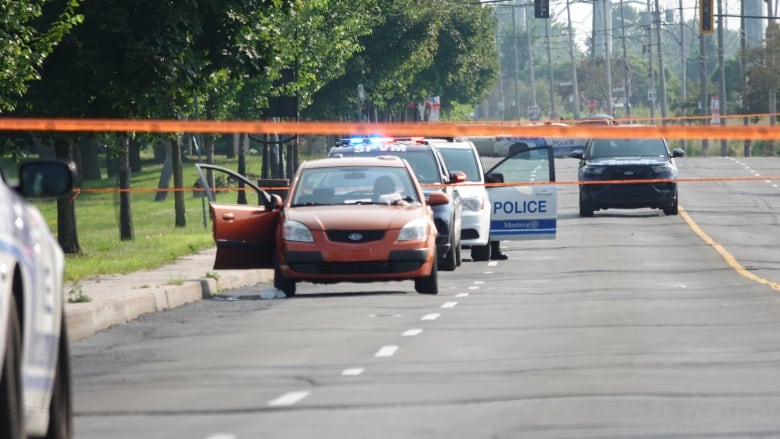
left=587, top=156, right=670, bottom=166
left=285, top=205, right=425, bottom=231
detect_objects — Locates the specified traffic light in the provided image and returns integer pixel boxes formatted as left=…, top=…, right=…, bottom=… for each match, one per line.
left=534, top=0, right=549, bottom=19
left=699, top=0, right=714, bottom=34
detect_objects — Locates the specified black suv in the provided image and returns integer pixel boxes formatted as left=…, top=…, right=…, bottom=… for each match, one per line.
left=328, top=137, right=464, bottom=270
left=572, top=136, right=685, bottom=217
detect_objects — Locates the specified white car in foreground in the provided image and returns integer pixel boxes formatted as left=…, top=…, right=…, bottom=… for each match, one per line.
left=1, top=160, right=76, bottom=439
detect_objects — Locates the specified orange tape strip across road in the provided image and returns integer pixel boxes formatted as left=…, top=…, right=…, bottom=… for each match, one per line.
left=3, top=117, right=780, bottom=141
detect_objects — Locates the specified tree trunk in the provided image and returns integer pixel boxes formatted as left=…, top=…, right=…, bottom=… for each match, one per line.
left=78, top=134, right=102, bottom=181
left=129, top=138, right=142, bottom=173
left=54, top=136, right=82, bottom=255
left=119, top=134, right=134, bottom=241
left=172, top=136, right=186, bottom=227
left=237, top=134, right=247, bottom=205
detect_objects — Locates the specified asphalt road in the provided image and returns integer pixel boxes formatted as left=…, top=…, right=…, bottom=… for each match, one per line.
left=71, top=157, right=780, bottom=439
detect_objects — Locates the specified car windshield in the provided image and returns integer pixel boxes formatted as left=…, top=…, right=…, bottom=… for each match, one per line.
left=291, top=166, right=420, bottom=206
left=436, top=147, right=481, bottom=182
left=587, top=138, right=669, bottom=159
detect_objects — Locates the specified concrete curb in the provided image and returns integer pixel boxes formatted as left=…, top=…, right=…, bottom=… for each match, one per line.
left=64, top=249, right=272, bottom=341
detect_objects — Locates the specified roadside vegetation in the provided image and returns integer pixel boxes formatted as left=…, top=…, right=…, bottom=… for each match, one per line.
left=4, top=151, right=267, bottom=282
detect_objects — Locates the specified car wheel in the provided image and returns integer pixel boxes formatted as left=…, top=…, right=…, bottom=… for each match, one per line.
left=663, top=197, right=679, bottom=215
left=439, top=234, right=457, bottom=271
left=415, top=255, right=439, bottom=295
left=45, top=318, right=73, bottom=439
left=579, top=193, right=594, bottom=217
left=273, top=258, right=296, bottom=297
left=0, top=295, right=24, bottom=439
left=471, top=244, right=490, bottom=261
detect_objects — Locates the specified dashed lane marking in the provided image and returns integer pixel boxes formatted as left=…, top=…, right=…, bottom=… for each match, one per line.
left=268, top=391, right=311, bottom=407
left=375, top=345, right=399, bottom=357
left=403, top=329, right=423, bottom=336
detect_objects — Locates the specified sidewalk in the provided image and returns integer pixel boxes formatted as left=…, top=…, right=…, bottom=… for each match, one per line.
left=64, top=248, right=273, bottom=341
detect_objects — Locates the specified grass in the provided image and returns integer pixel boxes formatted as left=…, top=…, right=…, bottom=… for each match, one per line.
left=5, top=153, right=268, bottom=282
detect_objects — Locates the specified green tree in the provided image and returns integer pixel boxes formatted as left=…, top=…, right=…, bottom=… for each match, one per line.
left=0, top=0, right=83, bottom=114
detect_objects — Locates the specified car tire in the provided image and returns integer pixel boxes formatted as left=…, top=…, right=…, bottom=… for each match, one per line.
left=415, top=256, right=439, bottom=295
left=45, top=318, right=73, bottom=439
left=273, top=258, right=296, bottom=297
left=579, top=194, right=594, bottom=217
left=663, top=197, right=679, bottom=216
left=0, top=295, right=24, bottom=439
left=455, top=243, right=462, bottom=267
left=471, top=244, right=490, bottom=261
left=439, top=234, right=458, bottom=271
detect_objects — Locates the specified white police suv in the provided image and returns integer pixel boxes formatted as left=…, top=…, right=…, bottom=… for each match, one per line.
left=2, top=160, right=76, bottom=439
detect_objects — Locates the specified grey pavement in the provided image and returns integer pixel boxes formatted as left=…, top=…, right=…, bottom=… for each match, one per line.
left=64, top=248, right=273, bottom=341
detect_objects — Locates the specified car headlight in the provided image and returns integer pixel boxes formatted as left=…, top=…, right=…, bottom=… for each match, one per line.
left=283, top=220, right=314, bottom=242
left=580, top=165, right=606, bottom=178
left=461, top=195, right=485, bottom=212
left=651, top=163, right=675, bottom=176
left=398, top=218, right=428, bottom=241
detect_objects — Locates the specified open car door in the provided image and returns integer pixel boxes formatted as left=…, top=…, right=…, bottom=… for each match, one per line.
left=484, top=144, right=557, bottom=241
left=195, top=163, right=281, bottom=269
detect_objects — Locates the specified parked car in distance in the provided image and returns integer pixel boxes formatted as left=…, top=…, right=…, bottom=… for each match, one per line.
left=572, top=135, right=685, bottom=217
left=328, top=137, right=464, bottom=271
left=1, top=159, right=76, bottom=439
left=427, top=139, right=492, bottom=261
left=196, top=156, right=447, bottom=296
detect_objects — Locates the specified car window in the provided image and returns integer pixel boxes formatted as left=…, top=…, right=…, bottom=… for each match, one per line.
left=588, top=138, right=668, bottom=159
left=292, top=166, right=419, bottom=206
left=437, top=147, right=482, bottom=182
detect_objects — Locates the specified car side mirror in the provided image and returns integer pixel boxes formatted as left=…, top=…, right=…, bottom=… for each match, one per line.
left=671, top=148, right=685, bottom=158
left=485, top=172, right=504, bottom=184
left=570, top=150, right=584, bottom=159
left=426, top=191, right=449, bottom=206
left=449, top=170, right=467, bottom=184
left=269, top=194, right=283, bottom=210
left=17, top=160, right=78, bottom=199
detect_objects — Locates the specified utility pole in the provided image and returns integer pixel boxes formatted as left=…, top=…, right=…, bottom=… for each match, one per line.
left=512, top=5, right=521, bottom=119
left=679, top=0, right=686, bottom=150
left=602, top=0, right=613, bottom=116
left=545, top=18, right=556, bottom=118
left=654, top=0, right=668, bottom=123
left=567, top=0, right=581, bottom=119
left=717, top=0, right=728, bottom=156
left=526, top=7, right=537, bottom=114
left=699, top=23, right=709, bottom=155
left=619, top=0, right=632, bottom=117
left=646, top=0, right=656, bottom=120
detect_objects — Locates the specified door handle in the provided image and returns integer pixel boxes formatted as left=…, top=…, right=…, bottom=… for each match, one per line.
left=221, top=213, right=235, bottom=221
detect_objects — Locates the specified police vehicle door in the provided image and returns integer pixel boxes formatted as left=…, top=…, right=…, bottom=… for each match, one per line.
left=484, top=144, right=556, bottom=241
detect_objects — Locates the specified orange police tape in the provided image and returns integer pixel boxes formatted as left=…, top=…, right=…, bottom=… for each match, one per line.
left=4, top=116, right=780, bottom=141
